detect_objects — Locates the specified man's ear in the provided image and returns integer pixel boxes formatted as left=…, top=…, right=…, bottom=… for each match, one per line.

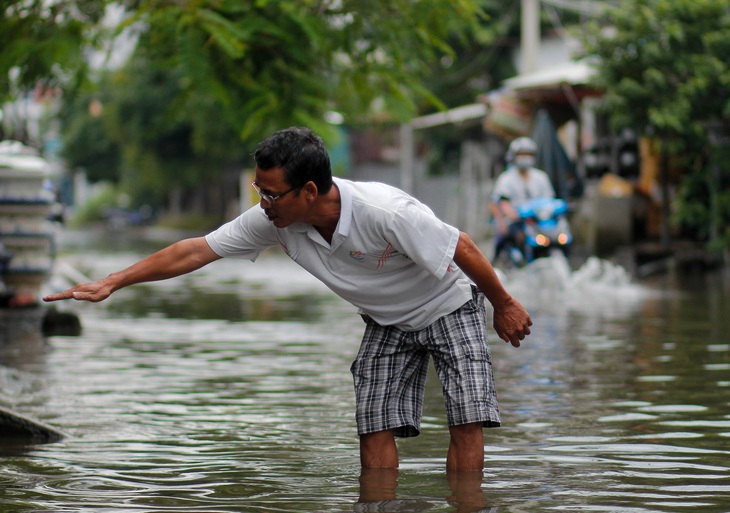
left=303, top=181, right=318, bottom=200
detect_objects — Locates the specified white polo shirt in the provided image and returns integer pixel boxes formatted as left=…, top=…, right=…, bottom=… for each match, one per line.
left=205, top=177, right=474, bottom=330
left=492, top=166, right=555, bottom=207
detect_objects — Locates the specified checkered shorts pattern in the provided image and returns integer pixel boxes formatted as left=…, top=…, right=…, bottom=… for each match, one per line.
left=350, top=286, right=501, bottom=437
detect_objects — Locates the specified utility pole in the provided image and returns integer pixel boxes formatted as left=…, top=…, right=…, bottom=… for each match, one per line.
left=521, top=0, right=540, bottom=74
left=399, top=123, right=414, bottom=194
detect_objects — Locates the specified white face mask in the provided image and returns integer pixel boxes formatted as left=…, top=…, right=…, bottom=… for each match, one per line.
left=514, top=154, right=535, bottom=169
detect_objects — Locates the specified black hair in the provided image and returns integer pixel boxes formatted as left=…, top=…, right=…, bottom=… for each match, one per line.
left=254, top=127, right=333, bottom=194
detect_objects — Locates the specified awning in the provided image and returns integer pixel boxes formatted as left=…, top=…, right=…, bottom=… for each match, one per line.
left=410, top=103, right=488, bottom=130
left=503, top=60, right=595, bottom=91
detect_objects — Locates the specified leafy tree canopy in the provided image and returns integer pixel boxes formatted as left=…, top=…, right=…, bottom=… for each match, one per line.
left=580, top=0, right=730, bottom=148
left=0, top=0, right=107, bottom=103
left=580, top=0, right=730, bottom=247
left=112, top=0, right=487, bottom=141
left=36, top=1, right=490, bottom=215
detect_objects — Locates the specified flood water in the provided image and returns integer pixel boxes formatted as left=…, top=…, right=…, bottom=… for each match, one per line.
left=1, top=231, right=729, bottom=512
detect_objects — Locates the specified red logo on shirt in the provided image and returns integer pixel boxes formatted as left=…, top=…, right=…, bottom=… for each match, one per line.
left=377, top=243, right=395, bottom=269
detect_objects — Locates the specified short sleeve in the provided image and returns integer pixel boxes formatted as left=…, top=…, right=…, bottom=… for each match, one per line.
left=205, top=206, right=279, bottom=260
left=385, top=200, right=460, bottom=279
left=492, top=173, right=511, bottom=202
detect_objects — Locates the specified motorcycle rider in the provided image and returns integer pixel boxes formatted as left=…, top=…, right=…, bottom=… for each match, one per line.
left=490, top=137, right=555, bottom=263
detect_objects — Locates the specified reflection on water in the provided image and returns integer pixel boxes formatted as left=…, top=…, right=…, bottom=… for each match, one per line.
left=1, top=242, right=729, bottom=512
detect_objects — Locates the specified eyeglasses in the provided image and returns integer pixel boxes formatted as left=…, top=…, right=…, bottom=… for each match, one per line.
left=251, top=182, right=298, bottom=205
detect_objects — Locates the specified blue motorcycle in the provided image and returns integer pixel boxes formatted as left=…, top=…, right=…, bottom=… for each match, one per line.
left=495, top=197, right=573, bottom=267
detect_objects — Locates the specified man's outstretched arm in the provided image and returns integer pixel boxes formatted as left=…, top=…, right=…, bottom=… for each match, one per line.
left=452, top=231, right=532, bottom=347
left=43, top=237, right=221, bottom=303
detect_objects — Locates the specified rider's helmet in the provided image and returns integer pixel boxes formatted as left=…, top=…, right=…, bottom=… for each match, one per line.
left=506, top=137, right=538, bottom=170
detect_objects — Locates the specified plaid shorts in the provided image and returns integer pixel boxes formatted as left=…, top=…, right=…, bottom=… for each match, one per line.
left=350, top=286, right=501, bottom=437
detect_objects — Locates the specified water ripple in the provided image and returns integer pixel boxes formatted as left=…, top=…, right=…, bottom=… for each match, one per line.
left=4, top=249, right=730, bottom=512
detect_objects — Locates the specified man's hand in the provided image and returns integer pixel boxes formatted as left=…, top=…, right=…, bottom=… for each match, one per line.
left=492, top=297, right=532, bottom=348
left=452, top=231, right=534, bottom=348
left=43, top=278, right=114, bottom=303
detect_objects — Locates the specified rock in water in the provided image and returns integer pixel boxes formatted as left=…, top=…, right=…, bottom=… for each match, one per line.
left=0, top=405, right=65, bottom=443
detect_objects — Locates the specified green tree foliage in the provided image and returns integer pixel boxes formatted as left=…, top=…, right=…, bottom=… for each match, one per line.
left=582, top=0, right=730, bottom=143
left=118, top=0, right=485, bottom=139
left=58, top=90, right=120, bottom=183
left=0, top=0, right=106, bottom=103
left=0, top=0, right=109, bottom=141
left=581, top=0, right=730, bottom=247
left=5, top=1, right=489, bottom=217
left=55, top=0, right=488, bottom=216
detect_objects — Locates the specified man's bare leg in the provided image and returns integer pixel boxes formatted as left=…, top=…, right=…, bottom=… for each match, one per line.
left=358, top=467, right=399, bottom=502
left=360, top=429, right=398, bottom=468
left=447, top=469, right=486, bottom=512
left=447, top=422, right=484, bottom=471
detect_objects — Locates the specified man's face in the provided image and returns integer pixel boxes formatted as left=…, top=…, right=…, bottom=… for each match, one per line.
left=253, top=166, right=305, bottom=228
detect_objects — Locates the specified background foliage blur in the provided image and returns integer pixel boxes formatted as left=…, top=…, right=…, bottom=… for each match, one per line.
left=2, top=0, right=497, bottom=224
left=1, top=0, right=729, bottom=250
left=580, top=0, right=730, bottom=250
